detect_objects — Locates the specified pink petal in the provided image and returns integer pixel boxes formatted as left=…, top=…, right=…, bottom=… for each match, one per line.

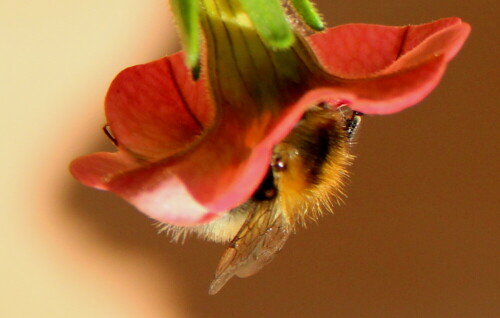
left=105, top=53, right=213, bottom=160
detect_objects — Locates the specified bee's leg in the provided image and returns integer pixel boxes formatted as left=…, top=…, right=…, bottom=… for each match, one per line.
left=345, top=111, right=363, bottom=141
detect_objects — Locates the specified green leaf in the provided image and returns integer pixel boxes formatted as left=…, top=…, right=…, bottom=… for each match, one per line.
left=238, top=0, right=294, bottom=49
left=291, top=0, right=325, bottom=31
left=170, top=0, right=201, bottom=75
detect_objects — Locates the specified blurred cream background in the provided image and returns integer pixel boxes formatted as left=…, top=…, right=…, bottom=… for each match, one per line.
left=1, top=1, right=498, bottom=317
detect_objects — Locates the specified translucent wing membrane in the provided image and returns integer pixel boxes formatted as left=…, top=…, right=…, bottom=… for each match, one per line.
left=209, top=202, right=291, bottom=295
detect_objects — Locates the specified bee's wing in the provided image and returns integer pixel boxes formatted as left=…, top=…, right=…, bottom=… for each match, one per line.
left=208, top=203, right=291, bottom=295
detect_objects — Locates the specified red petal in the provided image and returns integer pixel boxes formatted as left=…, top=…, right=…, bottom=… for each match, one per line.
left=71, top=60, right=303, bottom=224
left=104, top=109, right=307, bottom=224
left=101, top=134, right=274, bottom=224
left=298, top=56, right=446, bottom=114
left=99, top=109, right=281, bottom=224
left=70, top=151, right=140, bottom=189
left=70, top=53, right=220, bottom=224
left=70, top=53, right=279, bottom=224
left=309, top=18, right=470, bottom=114
left=105, top=53, right=213, bottom=160
left=310, top=18, right=469, bottom=79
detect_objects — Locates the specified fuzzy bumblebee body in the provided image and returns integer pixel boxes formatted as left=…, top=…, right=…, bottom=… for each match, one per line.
left=159, top=105, right=361, bottom=294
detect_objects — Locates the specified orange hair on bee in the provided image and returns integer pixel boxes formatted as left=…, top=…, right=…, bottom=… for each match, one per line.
left=272, top=105, right=353, bottom=227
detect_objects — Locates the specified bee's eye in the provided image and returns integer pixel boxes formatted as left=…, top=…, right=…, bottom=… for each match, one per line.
left=272, top=157, right=286, bottom=172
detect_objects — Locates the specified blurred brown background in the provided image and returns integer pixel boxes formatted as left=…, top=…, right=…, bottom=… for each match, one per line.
left=1, top=0, right=498, bottom=317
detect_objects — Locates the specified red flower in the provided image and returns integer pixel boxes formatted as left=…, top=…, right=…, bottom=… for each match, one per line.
left=70, top=17, right=469, bottom=225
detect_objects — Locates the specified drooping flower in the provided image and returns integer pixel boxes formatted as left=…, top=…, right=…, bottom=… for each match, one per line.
left=70, top=0, right=470, bottom=226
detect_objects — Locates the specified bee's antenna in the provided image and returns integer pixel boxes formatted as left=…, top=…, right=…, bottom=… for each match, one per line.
left=102, top=124, right=118, bottom=146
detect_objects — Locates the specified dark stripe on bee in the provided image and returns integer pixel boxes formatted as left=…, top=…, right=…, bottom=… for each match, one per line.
left=292, top=113, right=344, bottom=185
left=297, top=124, right=334, bottom=184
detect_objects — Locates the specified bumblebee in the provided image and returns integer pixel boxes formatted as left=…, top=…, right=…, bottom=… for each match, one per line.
left=159, top=103, right=362, bottom=294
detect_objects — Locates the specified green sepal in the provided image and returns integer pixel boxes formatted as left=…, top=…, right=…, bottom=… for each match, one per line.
left=291, top=0, right=325, bottom=31
left=237, top=0, right=295, bottom=49
left=170, top=0, right=201, bottom=76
